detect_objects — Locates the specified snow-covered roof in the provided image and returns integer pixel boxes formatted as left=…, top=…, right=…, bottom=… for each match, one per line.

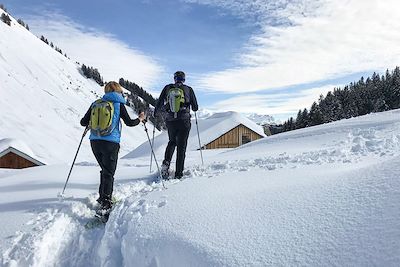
left=123, top=111, right=266, bottom=159
left=0, top=138, right=45, bottom=165
left=199, top=111, right=266, bottom=145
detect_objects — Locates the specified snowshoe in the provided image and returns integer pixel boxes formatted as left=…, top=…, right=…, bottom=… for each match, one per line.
left=161, top=163, right=170, bottom=180
left=84, top=207, right=111, bottom=229
left=85, top=216, right=106, bottom=229
left=84, top=198, right=115, bottom=229
left=95, top=207, right=111, bottom=223
left=174, top=173, right=183, bottom=180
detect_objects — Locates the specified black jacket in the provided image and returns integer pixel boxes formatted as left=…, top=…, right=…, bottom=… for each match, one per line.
left=154, top=83, right=198, bottom=121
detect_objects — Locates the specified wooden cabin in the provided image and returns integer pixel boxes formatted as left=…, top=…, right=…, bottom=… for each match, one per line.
left=122, top=111, right=267, bottom=159
left=204, top=124, right=264, bottom=149
left=0, top=140, right=45, bottom=169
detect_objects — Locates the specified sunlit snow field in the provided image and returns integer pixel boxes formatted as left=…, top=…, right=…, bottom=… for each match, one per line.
left=1, top=109, right=400, bottom=266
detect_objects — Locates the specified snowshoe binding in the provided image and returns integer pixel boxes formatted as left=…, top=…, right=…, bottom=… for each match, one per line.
left=84, top=199, right=113, bottom=229
left=95, top=206, right=111, bottom=223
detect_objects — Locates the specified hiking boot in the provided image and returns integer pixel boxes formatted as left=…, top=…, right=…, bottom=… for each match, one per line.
left=161, top=161, right=170, bottom=180
left=174, top=174, right=183, bottom=180
left=96, top=200, right=111, bottom=216
left=182, top=169, right=192, bottom=177
left=96, top=195, right=114, bottom=206
left=96, top=196, right=103, bottom=205
left=99, top=196, right=112, bottom=209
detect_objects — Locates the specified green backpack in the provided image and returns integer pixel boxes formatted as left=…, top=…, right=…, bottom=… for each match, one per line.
left=89, top=99, right=115, bottom=136
left=167, top=87, right=185, bottom=118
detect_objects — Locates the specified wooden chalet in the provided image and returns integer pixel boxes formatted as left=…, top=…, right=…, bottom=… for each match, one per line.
left=204, top=124, right=264, bottom=149
left=197, top=111, right=267, bottom=150
left=0, top=139, right=45, bottom=169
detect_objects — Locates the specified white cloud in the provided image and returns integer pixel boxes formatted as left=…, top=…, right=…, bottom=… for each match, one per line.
left=208, top=84, right=335, bottom=115
left=26, top=13, right=164, bottom=88
left=185, top=0, right=400, bottom=93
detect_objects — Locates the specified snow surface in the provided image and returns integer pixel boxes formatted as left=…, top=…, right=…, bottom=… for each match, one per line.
left=194, top=108, right=215, bottom=119
left=1, top=109, right=400, bottom=266
left=0, top=9, right=154, bottom=164
left=123, top=111, right=266, bottom=159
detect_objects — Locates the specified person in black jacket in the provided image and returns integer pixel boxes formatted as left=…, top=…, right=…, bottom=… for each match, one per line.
left=80, top=81, right=145, bottom=214
left=154, top=71, right=198, bottom=179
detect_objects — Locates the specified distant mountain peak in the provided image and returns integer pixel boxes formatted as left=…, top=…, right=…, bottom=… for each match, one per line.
left=245, top=113, right=276, bottom=125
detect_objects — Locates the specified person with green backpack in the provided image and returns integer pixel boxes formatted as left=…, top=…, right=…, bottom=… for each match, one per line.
left=80, top=81, right=145, bottom=217
left=154, top=71, right=198, bottom=179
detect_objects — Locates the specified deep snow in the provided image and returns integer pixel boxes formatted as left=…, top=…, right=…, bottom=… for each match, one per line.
left=1, top=109, right=399, bottom=266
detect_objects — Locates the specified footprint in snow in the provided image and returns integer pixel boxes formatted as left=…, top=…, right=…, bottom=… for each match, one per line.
left=158, top=200, right=167, bottom=208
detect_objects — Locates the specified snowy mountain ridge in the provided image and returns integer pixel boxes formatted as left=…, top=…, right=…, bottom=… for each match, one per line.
left=193, top=108, right=276, bottom=125
left=245, top=112, right=276, bottom=125
left=0, top=9, right=150, bottom=164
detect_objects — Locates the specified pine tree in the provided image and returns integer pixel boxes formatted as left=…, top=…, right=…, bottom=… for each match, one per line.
left=119, top=78, right=157, bottom=106
left=309, top=102, right=323, bottom=126
left=295, top=110, right=303, bottom=129
left=391, top=67, right=400, bottom=109
left=1, top=13, right=11, bottom=26
left=273, top=66, right=400, bottom=135
left=17, top=18, right=25, bottom=27
left=302, top=108, right=309, bottom=127
left=40, top=35, right=49, bottom=44
left=289, top=117, right=295, bottom=130
left=80, top=64, right=104, bottom=86
left=319, top=91, right=342, bottom=123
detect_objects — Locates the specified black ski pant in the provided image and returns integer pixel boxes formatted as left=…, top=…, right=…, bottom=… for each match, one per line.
left=163, top=119, right=191, bottom=177
left=90, top=140, right=119, bottom=205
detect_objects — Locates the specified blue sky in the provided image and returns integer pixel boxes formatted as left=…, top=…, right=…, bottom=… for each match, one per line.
left=3, top=0, right=400, bottom=121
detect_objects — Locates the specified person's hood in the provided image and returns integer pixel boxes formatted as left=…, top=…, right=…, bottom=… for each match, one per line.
left=102, top=92, right=126, bottom=104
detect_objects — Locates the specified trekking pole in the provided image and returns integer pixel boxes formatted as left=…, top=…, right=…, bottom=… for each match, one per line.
left=149, top=123, right=156, bottom=173
left=143, top=120, right=166, bottom=189
left=59, top=126, right=89, bottom=197
left=195, top=112, right=204, bottom=166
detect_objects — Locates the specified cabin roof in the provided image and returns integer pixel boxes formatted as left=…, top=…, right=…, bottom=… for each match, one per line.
left=199, top=112, right=266, bottom=146
left=0, top=138, right=46, bottom=165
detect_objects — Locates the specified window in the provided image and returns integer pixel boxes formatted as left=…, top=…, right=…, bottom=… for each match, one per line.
left=241, top=134, right=251, bottom=145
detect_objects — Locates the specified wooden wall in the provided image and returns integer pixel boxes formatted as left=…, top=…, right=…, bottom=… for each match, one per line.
left=0, top=152, right=38, bottom=169
left=205, top=124, right=263, bottom=149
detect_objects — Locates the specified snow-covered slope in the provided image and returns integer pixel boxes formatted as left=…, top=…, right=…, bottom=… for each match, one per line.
left=194, top=108, right=214, bottom=119
left=1, top=109, right=399, bottom=266
left=0, top=9, right=149, bottom=164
